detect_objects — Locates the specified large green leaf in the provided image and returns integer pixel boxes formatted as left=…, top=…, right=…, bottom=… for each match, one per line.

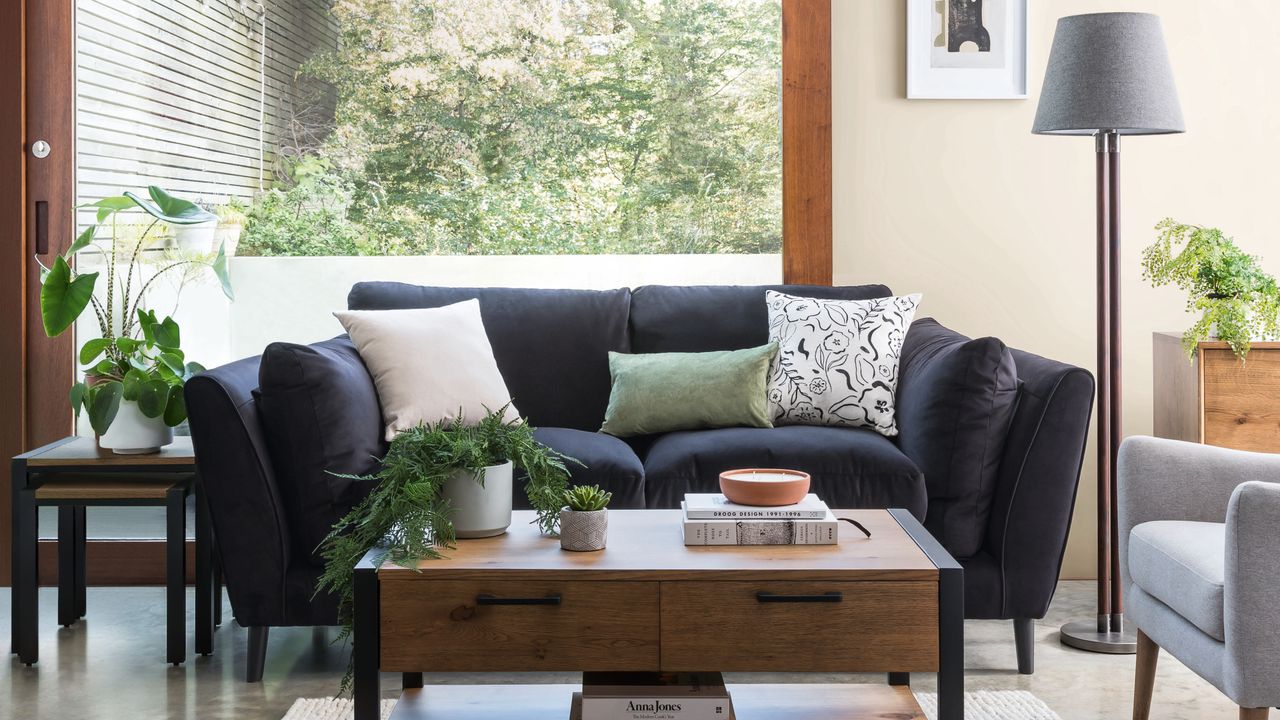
left=212, top=243, right=235, bottom=300
left=152, top=316, right=180, bottom=349
left=88, top=196, right=135, bottom=223
left=39, top=256, right=98, bottom=337
left=158, top=351, right=185, bottom=376
left=87, top=382, right=122, bottom=436
left=78, top=337, right=111, bottom=365
left=68, top=225, right=96, bottom=255
left=69, top=382, right=87, bottom=421
left=121, top=368, right=148, bottom=401
left=124, top=186, right=216, bottom=225
left=136, top=378, right=169, bottom=418
left=114, top=337, right=140, bottom=355
left=163, top=385, right=187, bottom=426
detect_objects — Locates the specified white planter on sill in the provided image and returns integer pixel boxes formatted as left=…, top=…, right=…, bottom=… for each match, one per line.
left=98, top=399, right=173, bottom=455
left=174, top=220, right=218, bottom=255
left=442, top=461, right=513, bottom=538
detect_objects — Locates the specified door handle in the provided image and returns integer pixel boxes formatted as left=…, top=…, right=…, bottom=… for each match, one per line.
left=35, top=200, right=48, bottom=255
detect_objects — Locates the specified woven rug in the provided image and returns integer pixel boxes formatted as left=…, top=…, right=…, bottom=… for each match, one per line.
left=282, top=689, right=1060, bottom=720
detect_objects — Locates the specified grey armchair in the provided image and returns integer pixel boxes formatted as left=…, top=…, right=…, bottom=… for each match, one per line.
left=1117, top=436, right=1280, bottom=720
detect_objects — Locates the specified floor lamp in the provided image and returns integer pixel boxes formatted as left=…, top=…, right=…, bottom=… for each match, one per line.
left=1032, top=13, right=1184, bottom=653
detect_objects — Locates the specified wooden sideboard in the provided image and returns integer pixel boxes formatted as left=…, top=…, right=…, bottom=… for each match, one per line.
left=1153, top=331, right=1280, bottom=452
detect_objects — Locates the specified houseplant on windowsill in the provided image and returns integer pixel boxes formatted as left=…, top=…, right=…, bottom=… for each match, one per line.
left=560, top=484, right=611, bottom=552
left=315, top=407, right=580, bottom=692
left=1142, top=218, right=1280, bottom=360
left=39, top=186, right=234, bottom=453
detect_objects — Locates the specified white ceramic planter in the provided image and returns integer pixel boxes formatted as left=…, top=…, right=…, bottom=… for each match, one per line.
left=215, top=224, right=243, bottom=257
left=174, top=220, right=218, bottom=255
left=559, top=508, right=608, bottom=552
left=99, top=399, right=174, bottom=455
left=442, top=461, right=513, bottom=538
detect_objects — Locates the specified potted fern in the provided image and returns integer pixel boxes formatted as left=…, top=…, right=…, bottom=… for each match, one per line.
left=316, top=408, right=580, bottom=690
left=560, top=485, right=612, bottom=552
left=40, top=187, right=234, bottom=453
left=1142, top=218, right=1280, bottom=359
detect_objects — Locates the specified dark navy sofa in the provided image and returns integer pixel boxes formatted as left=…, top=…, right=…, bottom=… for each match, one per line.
left=185, top=282, right=1093, bottom=681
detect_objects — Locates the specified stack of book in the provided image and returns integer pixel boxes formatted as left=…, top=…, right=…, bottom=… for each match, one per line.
left=680, top=493, right=837, bottom=546
left=570, top=672, right=733, bottom=720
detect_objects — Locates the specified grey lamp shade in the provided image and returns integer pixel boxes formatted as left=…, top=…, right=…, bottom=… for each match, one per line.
left=1032, top=12, right=1184, bottom=136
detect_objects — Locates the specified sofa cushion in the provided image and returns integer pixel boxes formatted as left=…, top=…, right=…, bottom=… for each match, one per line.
left=529, top=428, right=646, bottom=509
left=629, top=284, right=892, bottom=354
left=639, top=425, right=926, bottom=516
left=256, top=337, right=386, bottom=561
left=1129, top=520, right=1226, bottom=641
left=335, top=301, right=520, bottom=439
left=601, top=344, right=777, bottom=437
left=896, top=318, right=1020, bottom=558
left=766, top=291, right=920, bottom=436
left=347, top=283, right=631, bottom=431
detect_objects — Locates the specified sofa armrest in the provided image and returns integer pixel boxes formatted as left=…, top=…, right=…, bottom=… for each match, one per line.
left=1225, top=480, right=1280, bottom=706
left=1117, top=437, right=1280, bottom=593
left=186, top=355, right=292, bottom=627
left=982, top=348, right=1094, bottom=619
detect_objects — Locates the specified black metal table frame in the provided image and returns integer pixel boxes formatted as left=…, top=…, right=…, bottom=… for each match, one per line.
left=9, top=437, right=221, bottom=666
left=349, top=508, right=965, bottom=720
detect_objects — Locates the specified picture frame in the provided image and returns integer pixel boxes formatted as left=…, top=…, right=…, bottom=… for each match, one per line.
left=907, top=0, right=1029, bottom=100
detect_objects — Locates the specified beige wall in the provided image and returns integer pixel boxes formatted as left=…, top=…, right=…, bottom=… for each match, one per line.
left=832, top=0, right=1280, bottom=579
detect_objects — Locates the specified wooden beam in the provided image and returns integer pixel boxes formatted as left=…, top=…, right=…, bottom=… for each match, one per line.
left=781, top=0, right=833, bottom=286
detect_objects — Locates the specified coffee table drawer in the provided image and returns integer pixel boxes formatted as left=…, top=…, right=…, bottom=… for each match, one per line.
left=660, top=581, right=938, bottom=672
left=380, top=580, right=659, bottom=671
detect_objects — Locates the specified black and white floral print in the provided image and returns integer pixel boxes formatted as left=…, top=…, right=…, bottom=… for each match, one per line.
left=765, top=291, right=921, bottom=436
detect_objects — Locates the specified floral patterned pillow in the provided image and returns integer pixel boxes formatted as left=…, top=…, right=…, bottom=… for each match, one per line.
left=765, top=291, right=921, bottom=436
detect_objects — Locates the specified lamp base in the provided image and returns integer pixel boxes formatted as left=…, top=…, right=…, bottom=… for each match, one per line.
left=1059, top=616, right=1137, bottom=654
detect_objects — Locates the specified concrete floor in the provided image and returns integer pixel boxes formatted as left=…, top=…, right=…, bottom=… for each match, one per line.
left=1, top=580, right=1237, bottom=720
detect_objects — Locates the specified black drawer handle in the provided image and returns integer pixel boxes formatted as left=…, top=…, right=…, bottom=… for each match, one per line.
left=756, top=591, right=843, bottom=603
left=475, top=593, right=562, bottom=606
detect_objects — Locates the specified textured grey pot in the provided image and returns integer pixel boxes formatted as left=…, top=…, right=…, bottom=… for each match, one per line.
left=559, top=508, right=608, bottom=552
left=442, top=461, right=513, bottom=538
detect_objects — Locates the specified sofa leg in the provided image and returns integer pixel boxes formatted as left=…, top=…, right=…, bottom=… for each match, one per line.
left=1014, top=618, right=1034, bottom=675
left=1133, top=630, right=1158, bottom=720
left=246, top=626, right=269, bottom=683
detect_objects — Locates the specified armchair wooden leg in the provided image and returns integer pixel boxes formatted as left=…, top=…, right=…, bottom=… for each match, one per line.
left=1133, top=630, right=1158, bottom=720
left=1014, top=618, right=1034, bottom=674
left=1239, top=708, right=1269, bottom=720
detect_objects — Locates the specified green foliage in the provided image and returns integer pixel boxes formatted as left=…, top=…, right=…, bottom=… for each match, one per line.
left=38, top=188, right=231, bottom=429
left=563, top=484, right=611, bottom=512
left=255, top=0, right=781, bottom=257
left=71, top=311, right=206, bottom=431
left=1142, top=218, right=1280, bottom=359
left=236, top=157, right=364, bottom=256
left=314, top=408, right=578, bottom=694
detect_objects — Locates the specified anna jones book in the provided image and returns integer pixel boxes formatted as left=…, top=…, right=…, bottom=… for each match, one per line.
left=579, top=672, right=732, bottom=720
left=681, top=504, right=838, bottom=546
left=683, top=493, right=828, bottom=519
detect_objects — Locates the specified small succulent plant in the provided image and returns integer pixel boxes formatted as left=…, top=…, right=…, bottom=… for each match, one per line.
left=563, top=485, right=612, bottom=512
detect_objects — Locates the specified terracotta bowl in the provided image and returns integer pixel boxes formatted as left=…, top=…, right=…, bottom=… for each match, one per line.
left=718, top=468, right=811, bottom=507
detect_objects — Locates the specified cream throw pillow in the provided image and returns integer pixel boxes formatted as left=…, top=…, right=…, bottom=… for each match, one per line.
left=334, top=300, right=519, bottom=440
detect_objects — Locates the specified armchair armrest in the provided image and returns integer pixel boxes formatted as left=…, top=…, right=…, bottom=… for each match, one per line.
left=1225, top=480, right=1280, bottom=706
left=1117, top=436, right=1280, bottom=593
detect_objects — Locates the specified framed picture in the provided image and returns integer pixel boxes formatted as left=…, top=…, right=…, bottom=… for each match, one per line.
left=907, top=0, right=1028, bottom=99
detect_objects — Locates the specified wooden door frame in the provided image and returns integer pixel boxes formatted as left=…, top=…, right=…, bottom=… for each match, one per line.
left=0, top=0, right=833, bottom=587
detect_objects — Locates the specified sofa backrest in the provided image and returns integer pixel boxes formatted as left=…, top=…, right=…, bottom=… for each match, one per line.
left=347, top=282, right=632, bottom=431
left=628, top=284, right=893, bottom=353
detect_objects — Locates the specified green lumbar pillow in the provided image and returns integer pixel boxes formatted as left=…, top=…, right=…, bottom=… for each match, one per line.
left=600, top=343, right=779, bottom=437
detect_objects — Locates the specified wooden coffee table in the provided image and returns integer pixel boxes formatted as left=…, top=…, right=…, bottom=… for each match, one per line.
left=353, top=508, right=962, bottom=720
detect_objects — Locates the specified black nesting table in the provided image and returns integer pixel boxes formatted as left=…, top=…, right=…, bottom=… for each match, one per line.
left=10, top=436, right=219, bottom=665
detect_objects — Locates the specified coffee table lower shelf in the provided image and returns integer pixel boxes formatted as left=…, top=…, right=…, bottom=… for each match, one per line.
left=388, top=683, right=926, bottom=720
